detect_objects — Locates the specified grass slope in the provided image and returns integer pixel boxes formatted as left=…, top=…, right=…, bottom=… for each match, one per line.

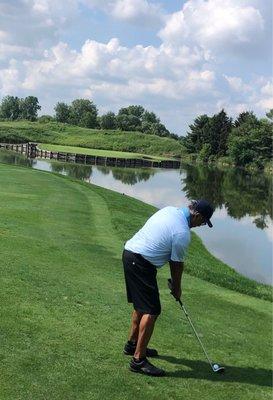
left=0, top=164, right=272, bottom=400
left=0, top=120, right=184, bottom=158
left=38, top=143, right=176, bottom=161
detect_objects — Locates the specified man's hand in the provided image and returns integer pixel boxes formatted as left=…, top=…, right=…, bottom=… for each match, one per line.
left=168, top=278, right=181, bottom=300
left=169, top=261, right=184, bottom=301
left=173, top=286, right=182, bottom=300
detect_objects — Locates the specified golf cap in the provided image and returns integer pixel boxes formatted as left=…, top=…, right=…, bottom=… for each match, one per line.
left=195, top=199, right=214, bottom=228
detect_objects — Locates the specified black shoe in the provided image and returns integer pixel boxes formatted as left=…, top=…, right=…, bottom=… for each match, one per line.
left=130, top=357, right=165, bottom=377
left=123, top=342, right=158, bottom=357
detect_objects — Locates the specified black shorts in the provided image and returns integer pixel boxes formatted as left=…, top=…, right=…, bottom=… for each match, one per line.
left=122, top=249, right=161, bottom=315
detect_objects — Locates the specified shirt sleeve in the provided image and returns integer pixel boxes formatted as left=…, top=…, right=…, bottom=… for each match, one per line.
left=170, top=232, right=190, bottom=262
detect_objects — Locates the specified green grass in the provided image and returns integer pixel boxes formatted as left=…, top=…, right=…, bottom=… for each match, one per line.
left=38, top=143, right=176, bottom=161
left=0, top=163, right=272, bottom=400
left=0, top=120, right=184, bottom=158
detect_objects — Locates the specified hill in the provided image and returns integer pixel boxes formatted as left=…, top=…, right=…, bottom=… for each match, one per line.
left=0, top=120, right=184, bottom=158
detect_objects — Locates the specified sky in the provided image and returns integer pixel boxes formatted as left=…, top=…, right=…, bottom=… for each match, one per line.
left=0, top=0, right=272, bottom=134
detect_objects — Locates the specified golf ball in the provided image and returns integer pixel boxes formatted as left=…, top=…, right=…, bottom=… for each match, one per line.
left=213, top=364, right=219, bottom=369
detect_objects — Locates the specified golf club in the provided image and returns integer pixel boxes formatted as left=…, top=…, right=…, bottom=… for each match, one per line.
left=168, top=279, right=225, bottom=374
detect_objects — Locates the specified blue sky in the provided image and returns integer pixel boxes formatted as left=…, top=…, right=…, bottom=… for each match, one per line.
left=0, top=0, right=272, bottom=134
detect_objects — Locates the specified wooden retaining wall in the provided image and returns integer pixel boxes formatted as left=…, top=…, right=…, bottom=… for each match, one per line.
left=0, top=142, right=181, bottom=169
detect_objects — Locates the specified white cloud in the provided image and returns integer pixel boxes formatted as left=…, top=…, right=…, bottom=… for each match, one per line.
left=18, top=38, right=215, bottom=100
left=81, top=0, right=164, bottom=26
left=223, top=75, right=251, bottom=93
left=111, top=0, right=164, bottom=26
left=0, top=0, right=80, bottom=53
left=257, top=97, right=273, bottom=110
left=0, top=30, right=9, bottom=40
left=257, top=80, right=273, bottom=110
left=0, top=60, right=21, bottom=94
left=159, top=0, right=265, bottom=57
left=0, top=43, right=33, bottom=61
left=261, top=82, right=273, bottom=97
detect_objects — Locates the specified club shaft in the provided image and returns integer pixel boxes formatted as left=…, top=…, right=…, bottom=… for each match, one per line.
left=178, top=300, right=213, bottom=368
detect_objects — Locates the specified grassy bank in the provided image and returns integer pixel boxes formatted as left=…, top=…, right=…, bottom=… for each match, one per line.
left=181, top=153, right=273, bottom=174
left=0, top=120, right=184, bottom=159
left=37, top=143, right=177, bottom=161
left=0, top=163, right=272, bottom=400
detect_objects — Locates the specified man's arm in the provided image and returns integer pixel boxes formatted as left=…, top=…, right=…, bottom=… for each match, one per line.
left=169, top=261, right=184, bottom=300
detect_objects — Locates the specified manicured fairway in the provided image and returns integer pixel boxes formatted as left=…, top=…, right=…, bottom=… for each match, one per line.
left=38, top=143, right=176, bottom=161
left=0, top=163, right=271, bottom=400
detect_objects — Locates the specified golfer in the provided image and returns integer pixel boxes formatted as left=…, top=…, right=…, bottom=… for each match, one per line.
left=122, top=199, right=214, bottom=376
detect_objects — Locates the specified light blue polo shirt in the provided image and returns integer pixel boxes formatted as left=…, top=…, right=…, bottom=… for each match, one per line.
left=125, top=206, right=191, bottom=268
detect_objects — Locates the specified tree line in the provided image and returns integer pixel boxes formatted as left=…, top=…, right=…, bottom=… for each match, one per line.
left=183, top=109, right=272, bottom=169
left=0, top=95, right=177, bottom=140
left=54, top=100, right=178, bottom=139
left=0, top=95, right=41, bottom=121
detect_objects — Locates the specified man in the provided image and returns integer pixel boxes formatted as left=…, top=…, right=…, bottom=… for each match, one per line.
left=122, top=199, right=214, bottom=377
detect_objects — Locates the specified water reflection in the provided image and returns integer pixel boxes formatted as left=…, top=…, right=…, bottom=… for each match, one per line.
left=50, top=162, right=93, bottom=181
left=111, top=168, right=155, bottom=185
left=181, top=163, right=272, bottom=230
left=0, top=149, right=33, bottom=167
left=46, top=161, right=156, bottom=185
left=95, top=165, right=155, bottom=184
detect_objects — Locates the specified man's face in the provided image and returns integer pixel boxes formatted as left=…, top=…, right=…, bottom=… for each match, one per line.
left=190, top=212, right=206, bottom=228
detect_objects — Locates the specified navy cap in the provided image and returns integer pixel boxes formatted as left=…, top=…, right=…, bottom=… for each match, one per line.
left=195, top=199, right=214, bottom=228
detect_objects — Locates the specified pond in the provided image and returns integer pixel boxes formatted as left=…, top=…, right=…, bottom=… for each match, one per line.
left=1, top=149, right=272, bottom=285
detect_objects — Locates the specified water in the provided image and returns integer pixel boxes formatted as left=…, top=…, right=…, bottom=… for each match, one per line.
left=1, top=149, right=272, bottom=285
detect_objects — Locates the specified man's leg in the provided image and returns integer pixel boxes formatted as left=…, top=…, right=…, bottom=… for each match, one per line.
left=128, top=309, right=143, bottom=342
left=129, top=313, right=165, bottom=376
left=134, top=314, right=158, bottom=359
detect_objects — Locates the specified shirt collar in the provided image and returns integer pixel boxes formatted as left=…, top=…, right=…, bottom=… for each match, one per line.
left=181, top=207, right=191, bottom=228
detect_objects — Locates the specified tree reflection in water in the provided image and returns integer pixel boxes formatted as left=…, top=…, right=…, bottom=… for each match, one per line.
left=181, top=163, right=272, bottom=229
left=96, top=166, right=110, bottom=175
left=50, top=162, right=93, bottom=181
left=0, top=149, right=33, bottom=167
left=111, top=168, right=155, bottom=185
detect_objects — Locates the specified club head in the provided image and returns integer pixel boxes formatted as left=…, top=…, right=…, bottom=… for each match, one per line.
left=212, top=363, right=225, bottom=374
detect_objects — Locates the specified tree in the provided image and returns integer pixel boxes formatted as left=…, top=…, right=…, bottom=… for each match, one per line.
left=209, top=109, right=232, bottom=156
left=115, top=104, right=172, bottom=136
left=184, top=114, right=210, bottom=153
left=234, top=111, right=259, bottom=128
left=228, top=135, right=256, bottom=167
left=38, top=115, right=54, bottom=123
left=19, top=96, right=41, bottom=121
left=0, top=96, right=21, bottom=120
left=150, top=122, right=170, bottom=137
left=142, top=110, right=158, bottom=124
left=141, top=111, right=159, bottom=133
left=100, top=112, right=116, bottom=129
left=198, top=143, right=212, bottom=162
left=228, top=118, right=272, bottom=168
left=69, top=99, right=98, bottom=128
left=266, top=109, right=273, bottom=121
left=54, top=102, right=71, bottom=123
left=119, top=105, right=145, bottom=118
left=116, top=113, right=141, bottom=131
left=117, top=106, right=144, bottom=131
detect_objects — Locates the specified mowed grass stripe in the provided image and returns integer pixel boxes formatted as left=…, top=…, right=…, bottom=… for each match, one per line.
left=38, top=143, right=175, bottom=161
left=0, top=164, right=271, bottom=400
